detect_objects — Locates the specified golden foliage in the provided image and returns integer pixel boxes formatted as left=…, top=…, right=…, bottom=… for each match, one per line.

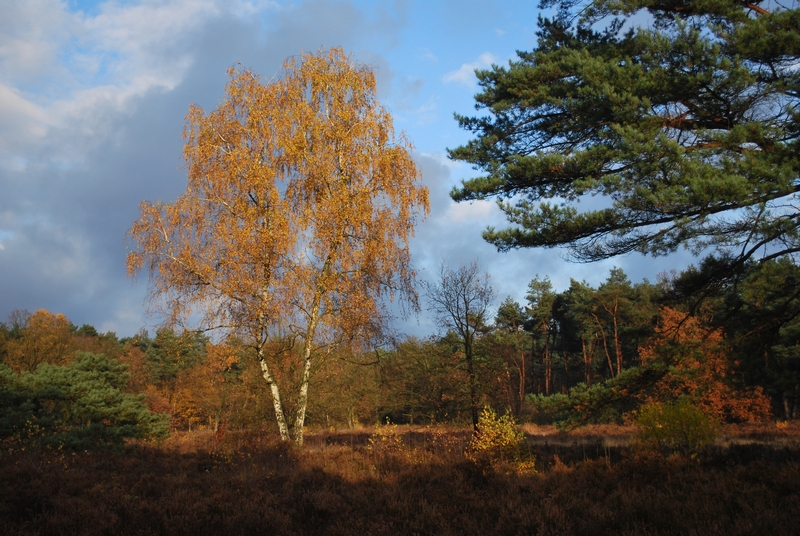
left=639, top=307, right=772, bottom=422
left=467, top=407, right=526, bottom=464
left=174, top=343, right=242, bottom=431
left=368, top=419, right=405, bottom=453
left=117, top=345, right=151, bottom=393
left=127, top=48, right=428, bottom=444
left=4, top=309, right=74, bottom=372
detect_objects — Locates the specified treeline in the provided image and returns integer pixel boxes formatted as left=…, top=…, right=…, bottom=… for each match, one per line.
left=384, top=259, right=798, bottom=426
left=1, top=258, right=799, bottom=448
left=0, top=313, right=271, bottom=442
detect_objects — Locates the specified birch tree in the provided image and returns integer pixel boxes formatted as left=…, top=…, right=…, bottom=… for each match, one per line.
left=127, top=48, right=429, bottom=446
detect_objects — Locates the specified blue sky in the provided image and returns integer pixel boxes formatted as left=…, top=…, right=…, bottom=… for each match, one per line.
left=0, top=0, right=693, bottom=337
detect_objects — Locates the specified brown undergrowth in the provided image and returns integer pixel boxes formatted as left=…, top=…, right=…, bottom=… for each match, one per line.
left=2, top=425, right=800, bottom=535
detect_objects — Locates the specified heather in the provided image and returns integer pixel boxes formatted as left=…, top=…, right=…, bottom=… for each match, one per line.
left=3, top=425, right=800, bottom=535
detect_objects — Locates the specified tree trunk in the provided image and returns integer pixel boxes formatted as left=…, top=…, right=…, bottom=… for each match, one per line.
left=544, top=354, right=551, bottom=395
left=601, top=298, right=623, bottom=377
left=592, top=313, right=614, bottom=378
left=784, top=392, right=796, bottom=420
left=581, top=336, right=591, bottom=386
left=259, top=349, right=290, bottom=441
left=611, top=306, right=623, bottom=376
left=532, top=332, right=541, bottom=395
left=542, top=320, right=551, bottom=395
left=587, top=335, right=600, bottom=386
left=292, top=346, right=313, bottom=447
left=466, top=338, right=479, bottom=430
left=520, top=352, right=526, bottom=411
left=292, top=305, right=320, bottom=447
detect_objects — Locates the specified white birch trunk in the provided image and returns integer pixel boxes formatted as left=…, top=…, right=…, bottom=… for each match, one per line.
left=292, top=306, right=319, bottom=447
left=258, top=347, right=291, bottom=441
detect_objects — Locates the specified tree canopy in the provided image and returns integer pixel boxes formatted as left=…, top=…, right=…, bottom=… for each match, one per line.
left=127, top=48, right=429, bottom=445
left=449, top=0, right=800, bottom=272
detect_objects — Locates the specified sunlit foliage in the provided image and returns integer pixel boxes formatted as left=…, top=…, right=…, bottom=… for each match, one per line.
left=127, top=48, right=429, bottom=445
left=467, top=406, right=526, bottom=464
left=639, top=307, right=772, bottom=422
left=3, top=309, right=74, bottom=372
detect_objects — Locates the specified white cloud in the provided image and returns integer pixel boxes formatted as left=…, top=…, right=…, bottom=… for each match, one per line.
left=443, top=52, right=496, bottom=87
left=0, top=83, right=49, bottom=136
left=0, top=0, right=75, bottom=82
left=445, top=199, right=498, bottom=223
left=60, top=0, right=223, bottom=98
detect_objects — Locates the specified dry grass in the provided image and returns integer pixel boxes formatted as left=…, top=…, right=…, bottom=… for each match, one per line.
left=2, top=424, right=800, bottom=535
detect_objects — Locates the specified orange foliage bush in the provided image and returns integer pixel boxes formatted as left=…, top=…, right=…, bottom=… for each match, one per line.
left=4, top=309, right=74, bottom=372
left=173, top=343, right=242, bottom=431
left=117, top=345, right=151, bottom=393
left=143, top=384, right=172, bottom=416
left=639, top=307, right=771, bottom=421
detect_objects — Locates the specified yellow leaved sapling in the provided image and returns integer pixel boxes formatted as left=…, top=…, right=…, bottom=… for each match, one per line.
left=127, top=48, right=429, bottom=446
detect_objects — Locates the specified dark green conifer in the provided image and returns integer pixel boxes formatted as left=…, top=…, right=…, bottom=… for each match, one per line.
left=450, top=0, right=800, bottom=272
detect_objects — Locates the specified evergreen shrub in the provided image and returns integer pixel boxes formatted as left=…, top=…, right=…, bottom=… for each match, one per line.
left=0, top=352, right=169, bottom=450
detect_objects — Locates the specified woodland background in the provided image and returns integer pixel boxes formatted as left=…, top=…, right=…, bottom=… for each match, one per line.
left=3, top=0, right=800, bottom=532
left=1, top=256, right=796, bottom=446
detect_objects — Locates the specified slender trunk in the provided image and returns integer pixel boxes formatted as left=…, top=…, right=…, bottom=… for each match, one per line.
left=592, top=313, right=614, bottom=378
left=520, top=348, right=526, bottom=410
left=505, top=368, right=515, bottom=414
left=259, top=347, right=290, bottom=441
left=601, top=298, right=623, bottom=377
left=466, top=334, right=479, bottom=430
left=293, top=305, right=320, bottom=447
left=586, top=334, right=600, bottom=386
left=545, top=354, right=551, bottom=395
left=532, top=332, right=541, bottom=395
left=292, top=237, right=338, bottom=447
left=542, top=320, right=551, bottom=395
left=581, top=336, right=590, bottom=386
left=610, top=305, right=623, bottom=377
left=784, top=392, right=796, bottom=420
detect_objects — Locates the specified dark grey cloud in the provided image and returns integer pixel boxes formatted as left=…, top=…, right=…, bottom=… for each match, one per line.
left=0, top=0, right=694, bottom=340
left=0, top=0, right=411, bottom=335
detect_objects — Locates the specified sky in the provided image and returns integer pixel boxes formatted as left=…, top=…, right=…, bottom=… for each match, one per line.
left=0, top=0, right=695, bottom=338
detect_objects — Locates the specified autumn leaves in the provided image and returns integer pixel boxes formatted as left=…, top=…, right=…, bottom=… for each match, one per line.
left=127, top=49, right=429, bottom=445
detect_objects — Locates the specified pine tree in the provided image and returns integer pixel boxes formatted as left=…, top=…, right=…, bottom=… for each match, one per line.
left=0, top=352, right=168, bottom=450
left=450, top=0, right=800, bottom=275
